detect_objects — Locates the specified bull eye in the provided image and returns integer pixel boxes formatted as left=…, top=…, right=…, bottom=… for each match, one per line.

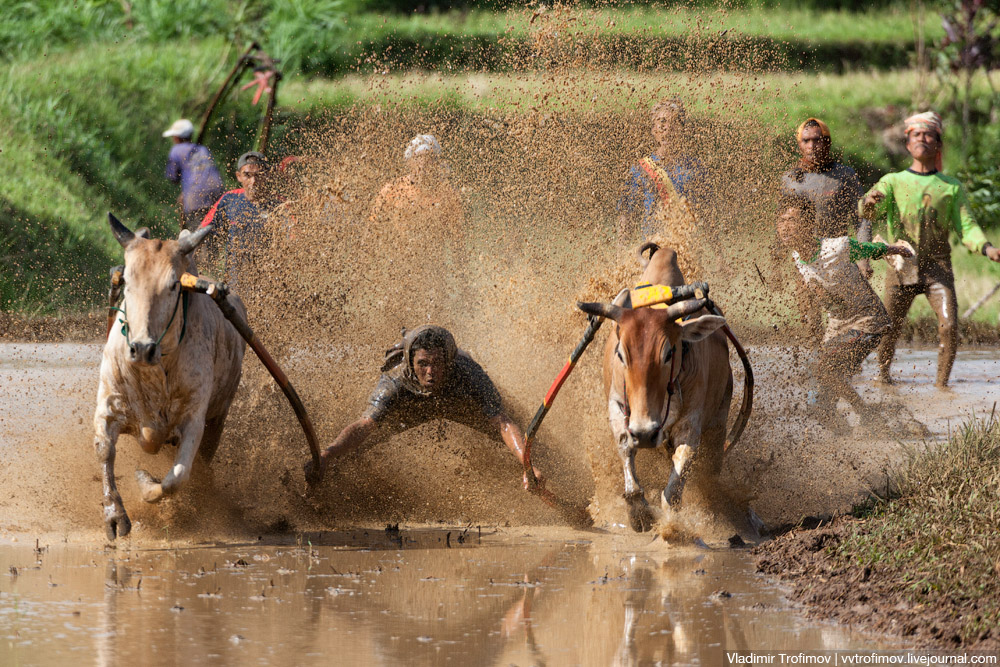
left=661, top=343, right=674, bottom=365
left=171, top=280, right=179, bottom=291
left=615, top=344, right=626, bottom=366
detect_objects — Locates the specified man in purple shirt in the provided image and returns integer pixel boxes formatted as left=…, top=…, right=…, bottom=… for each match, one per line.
left=163, top=119, right=225, bottom=231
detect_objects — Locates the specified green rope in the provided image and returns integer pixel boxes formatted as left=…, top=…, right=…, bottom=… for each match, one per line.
left=115, top=289, right=187, bottom=352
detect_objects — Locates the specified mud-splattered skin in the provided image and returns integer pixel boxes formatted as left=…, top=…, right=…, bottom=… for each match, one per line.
left=93, top=215, right=246, bottom=540
left=580, top=247, right=730, bottom=532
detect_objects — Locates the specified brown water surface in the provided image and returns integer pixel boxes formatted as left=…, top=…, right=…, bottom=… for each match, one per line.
left=0, top=528, right=896, bottom=666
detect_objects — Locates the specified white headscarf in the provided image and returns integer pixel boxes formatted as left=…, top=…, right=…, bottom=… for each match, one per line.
left=404, top=134, right=442, bottom=161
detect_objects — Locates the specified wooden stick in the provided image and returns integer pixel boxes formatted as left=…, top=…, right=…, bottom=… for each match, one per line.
left=962, top=281, right=1000, bottom=320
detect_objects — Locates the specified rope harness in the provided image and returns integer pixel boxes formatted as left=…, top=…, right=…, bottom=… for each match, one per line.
left=619, top=336, right=684, bottom=429
left=111, top=287, right=189, bottom=353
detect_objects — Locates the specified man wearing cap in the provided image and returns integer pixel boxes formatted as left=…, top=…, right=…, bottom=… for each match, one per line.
left=369, top=134, right=463, bottom=236
left=304, top=325, right=543, bottom=489
left=780, top=118, right=870, bottom=342
left=163, top=119, right=224, bottom=231
left=861, top=111, right=1000, bottom=388
left=200, top=151, right=277, bottom=281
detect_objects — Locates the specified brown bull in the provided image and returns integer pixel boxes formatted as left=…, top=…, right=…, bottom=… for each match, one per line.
left=578, top=244, right=733, bottom=532
left=92, top=214, right=246, bottom=540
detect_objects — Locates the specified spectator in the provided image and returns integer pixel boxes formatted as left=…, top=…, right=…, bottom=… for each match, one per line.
left=163, top=119, right=224, bottom=232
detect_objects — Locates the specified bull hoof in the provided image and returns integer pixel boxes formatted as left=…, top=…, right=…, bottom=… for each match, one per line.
left=103, top=504, right=132, bottom=541
left=135, top=469, right=164, bottom=503
left=626, top=498, right=656, bottom=533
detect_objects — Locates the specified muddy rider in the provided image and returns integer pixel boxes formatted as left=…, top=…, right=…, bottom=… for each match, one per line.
left=305, top=325, right=542, bottom=488
left=778, top=195, right=913, bottom=429
left=780, top=118, right=871, bottom=340
left=860, top=111, right=1000, bottom=388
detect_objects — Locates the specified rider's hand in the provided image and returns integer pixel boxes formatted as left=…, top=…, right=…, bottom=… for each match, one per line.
left=861, top=190, right=885, bottom=217
left=304, top=453, right=327, bottom=486
left=986, top=245, right=1000, bottom=262
left=886, top=244, right=914, bottom=258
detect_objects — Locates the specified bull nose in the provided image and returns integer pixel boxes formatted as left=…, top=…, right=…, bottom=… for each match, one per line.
left=628, top=421, right=662, bottom=445
left=129, top=341, right=159, bottom=364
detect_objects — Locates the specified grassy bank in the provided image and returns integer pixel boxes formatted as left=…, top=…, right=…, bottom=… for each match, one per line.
left=2, top=5, right=937, bottom=75
left=0, top=39, right=275, bottom=312
left=756, top=418, right=1000, bottom=648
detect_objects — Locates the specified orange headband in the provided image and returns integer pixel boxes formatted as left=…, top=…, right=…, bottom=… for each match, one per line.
left=796, top=118, right=831, bottom=142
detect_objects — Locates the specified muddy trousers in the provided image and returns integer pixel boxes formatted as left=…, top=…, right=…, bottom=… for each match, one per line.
left=877, top=279, right=958, bottom=387
left=817, top=330, right=881, bottom=414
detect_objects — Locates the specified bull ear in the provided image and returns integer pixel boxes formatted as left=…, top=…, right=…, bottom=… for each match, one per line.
left=678, top=314, right=726, bottom=342
left=177, top=224, right=214, bottom=255
left=135, top=227, right=151, bottom=239
left=577, top=301, right=624, bottom=322
left=108, top=212, right=135, bottom=248
left=664, top=297, right=706, bottom=321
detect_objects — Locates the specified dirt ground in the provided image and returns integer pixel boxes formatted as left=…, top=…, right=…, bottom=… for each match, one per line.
left=754, top=516, right=1000, bottom=652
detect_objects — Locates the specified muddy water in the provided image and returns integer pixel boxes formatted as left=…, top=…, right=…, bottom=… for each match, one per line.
left=2, top=342, right=995, bottom=661
left=0, top=528, right=898, bottom=665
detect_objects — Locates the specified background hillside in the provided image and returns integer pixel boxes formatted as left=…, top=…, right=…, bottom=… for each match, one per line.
left=2, top=0, right=999, bottom=322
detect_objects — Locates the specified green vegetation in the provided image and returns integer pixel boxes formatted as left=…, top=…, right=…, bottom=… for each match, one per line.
left=833, top=417, right=1000, bottom=643
left=0, top=38, right=270, bottom=311
left=0, top=3, right=938, bottom=75
left=2, top=2, right=999, bottom=322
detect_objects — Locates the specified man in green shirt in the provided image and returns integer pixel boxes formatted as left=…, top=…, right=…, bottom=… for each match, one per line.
left=861, top=111, right=1000, bottom=388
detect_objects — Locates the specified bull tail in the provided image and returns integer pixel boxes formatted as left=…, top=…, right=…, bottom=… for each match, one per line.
left=722, top=323, right=753, bottom=452
left=637, top=242, right=660, bottom=269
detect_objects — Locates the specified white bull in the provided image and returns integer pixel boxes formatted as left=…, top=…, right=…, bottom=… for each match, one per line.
left=93, top=213, right=246, bottom=540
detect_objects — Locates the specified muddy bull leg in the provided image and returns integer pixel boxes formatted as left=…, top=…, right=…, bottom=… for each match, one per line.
left=620, top=435, right=654, bottom=532
left=94, top=414, right=130, bottom=540
left=135, top=416, right=207, bottom=503
left=661, top=422, right=700, bottom=510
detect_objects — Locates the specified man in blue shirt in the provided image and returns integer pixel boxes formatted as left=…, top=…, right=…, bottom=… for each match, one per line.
left=617, top=99, right=709, bottom=241
left=163, top=119, right=224, bottom=231
left=200, top=151, right=275, bottom=283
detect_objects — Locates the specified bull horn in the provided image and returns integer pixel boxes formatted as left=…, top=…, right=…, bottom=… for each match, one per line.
left=577, top=301, right=625, bottom=322
left=108, top=212, right=135, bottom=248
left=177, top=224, right=214, bottom=255
left=664, top=298, right=707, bottom=321
left=637, top=242, right=660, bottom=269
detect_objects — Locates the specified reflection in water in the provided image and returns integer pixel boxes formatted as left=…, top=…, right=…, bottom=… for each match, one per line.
left=0, top=529, right=895, bottom=665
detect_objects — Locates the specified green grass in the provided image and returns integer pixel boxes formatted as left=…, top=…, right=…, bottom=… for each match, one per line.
left=833, top=417, right=1000, bottom=643
left=0, top=4, right=939, bottom=75
left=0, top=38, right=272, bottom=311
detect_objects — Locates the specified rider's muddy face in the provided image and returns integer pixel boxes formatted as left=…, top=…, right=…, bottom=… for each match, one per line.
left=797, top=125, right=830, bottom=165
left=777, top=206, right=810, bottom=249
left=906, top=128, right=941, bottom=162
left=236, top=163, right=269, bottom=202
left=651, top=109, right=682, bottom=147
left=413, top=348, right=450, bottom=392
